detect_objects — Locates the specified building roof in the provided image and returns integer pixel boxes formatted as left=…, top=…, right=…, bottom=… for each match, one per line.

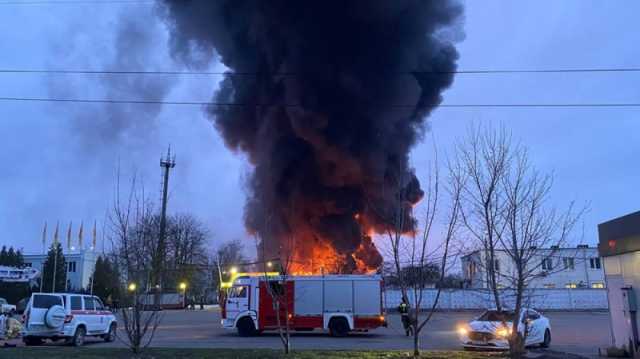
left=461, top=245, right=597, bottom=259
left=598, top=210, right=640, bottom=257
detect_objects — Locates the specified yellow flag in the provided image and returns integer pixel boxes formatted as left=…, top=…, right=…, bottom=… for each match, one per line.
left=92, top=220, right=97, bottom=249
left=42, top=221, right=47, bottom=248
left=78, top=221, right=84, bottom=249
left=53, top=222, right=59, bottom=246
left=67, top=221, right=73, bottom=250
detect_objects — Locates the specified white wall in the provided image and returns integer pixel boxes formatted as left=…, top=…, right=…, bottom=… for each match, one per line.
left=384, top=288, right=608, bottom=310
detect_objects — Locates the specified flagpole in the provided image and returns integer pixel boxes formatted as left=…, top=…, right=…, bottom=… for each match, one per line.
left=40, top=221, right=47, bottom=292
left=42, top=221, right=47, bottom=255
left=52, top=221, right=59, bottom=293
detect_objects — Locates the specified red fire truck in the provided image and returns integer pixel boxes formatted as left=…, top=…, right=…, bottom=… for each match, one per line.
left=221, top=274, right=387, bottom=336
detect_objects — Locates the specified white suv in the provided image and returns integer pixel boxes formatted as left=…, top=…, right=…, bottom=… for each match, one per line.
left=22, top=292, right=117, bottom=346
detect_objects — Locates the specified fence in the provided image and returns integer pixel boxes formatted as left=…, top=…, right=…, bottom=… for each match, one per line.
left=384, top=288, right=608, bottom=311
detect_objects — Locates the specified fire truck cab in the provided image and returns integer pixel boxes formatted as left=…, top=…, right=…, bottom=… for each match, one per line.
left=221, top=274, right=386, bottom=337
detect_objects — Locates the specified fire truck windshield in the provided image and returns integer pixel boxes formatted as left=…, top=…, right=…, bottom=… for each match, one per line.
left=229, top=286, right=247, bottom=298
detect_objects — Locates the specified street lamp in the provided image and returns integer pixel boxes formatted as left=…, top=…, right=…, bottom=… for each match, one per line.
left=230, top=266, right=238, bottom=275
left=179, top=282, right=187, bottom=309
left=128, top=283, right=137, bottom=292
left=267, top=261, right=273, bottom=268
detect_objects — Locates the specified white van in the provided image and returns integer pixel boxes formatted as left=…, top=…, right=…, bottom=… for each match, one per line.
left=22, top=292, right=117, bottom=346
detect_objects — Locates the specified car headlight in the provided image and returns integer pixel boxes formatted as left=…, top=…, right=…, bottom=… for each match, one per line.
left=496, top=327, right=512, bottom=338
left=457, top=325, right=469, bottom=336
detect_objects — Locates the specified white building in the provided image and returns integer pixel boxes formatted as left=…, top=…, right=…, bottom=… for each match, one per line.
left=461, top=245, right=605, bottom=289
left=598, top=210, right=640, bottom=354
left=23, top=249, right=99, bottom=291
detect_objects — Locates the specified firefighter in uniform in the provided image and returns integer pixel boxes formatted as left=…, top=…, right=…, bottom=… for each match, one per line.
left=398, top=297, right=413, bottom=336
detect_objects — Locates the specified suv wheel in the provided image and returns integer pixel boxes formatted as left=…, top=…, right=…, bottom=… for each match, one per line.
left=236, top=317, right=257, bottom=337
left=329, top=317, right=350, bottom=337
left=104, top=323, right=117, bottom=342
left=71, top=326, right=86, bottom=347
left=23, top=337, right=43, bottom=346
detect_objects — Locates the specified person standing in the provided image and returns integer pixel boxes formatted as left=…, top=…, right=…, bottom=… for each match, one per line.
left=398, top=297, right=413, bottom=336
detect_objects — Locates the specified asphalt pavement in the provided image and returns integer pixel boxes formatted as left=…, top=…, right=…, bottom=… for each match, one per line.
left=9, top=308, right=612, bottom=357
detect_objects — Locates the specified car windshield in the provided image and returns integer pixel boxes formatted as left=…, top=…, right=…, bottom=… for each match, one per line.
left=0, top=298, right=7, bottom=305
left=477, top=310, right=515, bottom=322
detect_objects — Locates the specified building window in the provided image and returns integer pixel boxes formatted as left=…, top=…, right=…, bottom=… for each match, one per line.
left=543, top=284, right=556, bottom=289
left=465, top=261, right=476, bottom=279
left=68, top=261, right=76, bottom=273
left=542, top=258, right=553, bottom=271
left=591, top=282, right=605, bottom=289
left=565, top=283, right=577, bottom=289
left=590, top=257, right=601, bottom=269
left=563, top=257, right=575, bottom=270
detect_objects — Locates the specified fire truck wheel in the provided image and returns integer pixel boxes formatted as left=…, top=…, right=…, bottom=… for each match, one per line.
left=329, top=317, right=350, bottom=337
left=236, top=317, right=257, bottom=337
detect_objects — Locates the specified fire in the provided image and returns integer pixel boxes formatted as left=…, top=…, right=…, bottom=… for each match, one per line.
left=287, top=237, right=380, bottom=275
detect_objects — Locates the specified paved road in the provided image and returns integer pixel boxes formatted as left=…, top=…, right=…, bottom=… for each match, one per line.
left=15, top=308, right=612, bottom=357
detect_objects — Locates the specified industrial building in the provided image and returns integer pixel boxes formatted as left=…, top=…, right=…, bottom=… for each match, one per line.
left=598, top=210, right=640, bottom=355
left=461, top=245, right=605, bottom=289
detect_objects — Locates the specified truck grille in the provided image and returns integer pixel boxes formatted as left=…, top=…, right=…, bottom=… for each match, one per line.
left=469, top=331, right=494, bottom=341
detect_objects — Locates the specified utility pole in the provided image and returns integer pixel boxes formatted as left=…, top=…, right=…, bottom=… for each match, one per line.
left=153, top=146, right=176, bottom=304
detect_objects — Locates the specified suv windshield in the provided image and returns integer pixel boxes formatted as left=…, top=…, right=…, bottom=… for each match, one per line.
left=477, top=310, right=515, bottom=322
left=33, top=294, right=63, bottom=309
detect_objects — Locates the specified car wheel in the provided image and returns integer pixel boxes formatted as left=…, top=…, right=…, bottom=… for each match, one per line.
left=328, top=317, right=349, bottom=337
left=71, top=326, right=86, bottom=347
left=23, top=337, right=43, bottom=346
left=541, top=329, right=551, bottom=348
left=236, top=317, right=257, bottom=337
left=104, top=323, right=117, bottom=342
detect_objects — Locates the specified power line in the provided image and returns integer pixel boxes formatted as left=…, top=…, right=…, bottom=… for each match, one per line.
left=0, top=0, right=152, bottom=4
left=1, top=67, right=640, bottom=76
left=1, top=96, right=640, bottom=109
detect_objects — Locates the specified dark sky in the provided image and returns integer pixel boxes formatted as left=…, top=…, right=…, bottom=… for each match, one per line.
left=0, top=1, right=638, bottom=256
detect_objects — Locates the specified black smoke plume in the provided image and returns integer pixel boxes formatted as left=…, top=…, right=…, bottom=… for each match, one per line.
left=159, top=0, right=463, bottom=273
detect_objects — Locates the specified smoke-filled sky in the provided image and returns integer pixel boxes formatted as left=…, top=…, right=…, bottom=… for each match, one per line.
left=0, top=1, right=639, bottom=259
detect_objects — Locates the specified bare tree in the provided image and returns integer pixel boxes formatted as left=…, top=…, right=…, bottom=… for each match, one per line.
left=255, top=215, right=294, bottom=354
left=382, top=152, right=464, bottom=357
left=454, top=124, right=584, bottom=357
left=119, top=285, right=163, bottom=354
left=107, top=169, right=162, bottom=354
left=212, top=239, right=247, bottom=290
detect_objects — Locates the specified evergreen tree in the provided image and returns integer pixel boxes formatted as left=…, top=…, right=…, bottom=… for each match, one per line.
left=41, top=242, right=66, bottom=293
left=7, top=247, right=16, bottom=266
left=0, top=246, right=7, bottom=265
left=92, top=256, right=121, bottom=304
